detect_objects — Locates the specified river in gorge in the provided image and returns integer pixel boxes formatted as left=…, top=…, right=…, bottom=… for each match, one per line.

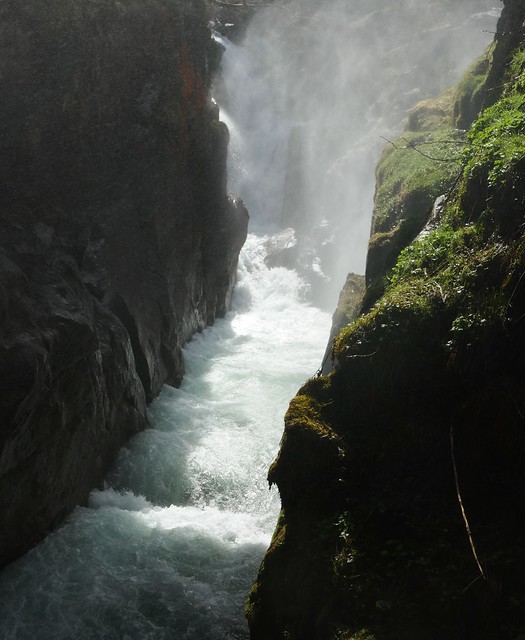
left=0, top=33, right=332, bottom=640
left=0, top=232, right=330, bottom=639
left=0, top=2, right=500, bottom=637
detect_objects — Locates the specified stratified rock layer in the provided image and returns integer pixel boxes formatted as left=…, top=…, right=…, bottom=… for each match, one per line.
left=0, top=0, right=247, bottom=568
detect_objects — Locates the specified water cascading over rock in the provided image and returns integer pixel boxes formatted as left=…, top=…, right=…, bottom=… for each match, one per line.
left=215, top=0, right=500, bottom=310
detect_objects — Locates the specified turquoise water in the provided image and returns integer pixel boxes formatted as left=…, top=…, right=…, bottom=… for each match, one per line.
left=0, top=234, right=330, bottom=639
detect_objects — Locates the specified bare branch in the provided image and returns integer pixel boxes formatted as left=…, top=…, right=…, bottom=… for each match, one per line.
left=400, top=136, right=459, bottom=163
left=381, top=135, right=463, bottom=163
left=450, top=424, right=486, bottom=581
left=212, top=0, right=290, bottom=12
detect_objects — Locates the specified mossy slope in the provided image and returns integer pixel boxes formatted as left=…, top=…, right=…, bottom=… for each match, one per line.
left=248, top=3, right=525, bottom=639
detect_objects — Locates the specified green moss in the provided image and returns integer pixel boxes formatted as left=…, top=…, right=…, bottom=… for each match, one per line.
left=372, top=85, right=463, bottom=236
left=372, top=128, right=463, bottom=235
left=250, top=33, right=525, bottom=640
left=326, top=42, right=525, bottom=638
left=334, top=270, right=442, bottom=364
left=364, top=81, right=473, bottom=311
left=374, top=218, right=509, bottom=361
left=390, top=223, right=506, bottom=299
left=455, top=44, right=525, bottom=203
left=366, top=101, right=464, bottom=308
left=406, top=88, right=456, bottom=132
left=462, top=92, right=525, bottom=187
left=365, top=47, right=500, bottom=303
left=508, top=45, right=525, bottom=92
left=285, top=394, right=329, bottom=434
left=333, top=629, right=376, bottom=640
left=453, top=49, right=493, bottom=129
left=332, top=311, right=377, bottom=361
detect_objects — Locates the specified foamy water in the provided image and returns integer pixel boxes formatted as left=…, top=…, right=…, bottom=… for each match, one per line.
left=0, top=22, right=338, bottom=640
left=0, top=234, right=331, bottom=639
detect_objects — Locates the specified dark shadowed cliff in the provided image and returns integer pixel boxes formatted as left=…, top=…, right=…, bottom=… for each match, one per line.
left=247, top=1, right=525, bottom=638
left=0, top=0, right=247, bottom=569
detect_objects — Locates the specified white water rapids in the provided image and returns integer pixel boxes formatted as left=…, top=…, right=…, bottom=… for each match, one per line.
left=0, top=237, right=329, bottom=639
left=0, top=32, right=331, bottom=640
left=0, top=2, right=501, bottom=635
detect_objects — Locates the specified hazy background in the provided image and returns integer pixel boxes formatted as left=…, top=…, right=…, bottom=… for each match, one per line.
left=217, top=0, right=501, bottom=308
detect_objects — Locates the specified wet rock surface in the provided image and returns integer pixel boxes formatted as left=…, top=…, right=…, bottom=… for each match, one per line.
left=0, top=0, right=247, bottom=568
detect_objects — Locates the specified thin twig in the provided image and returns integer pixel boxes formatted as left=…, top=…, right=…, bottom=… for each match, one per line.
left=380, top=135, right=462, bottom=163
left=401, top=137, right=459, bottom=163
left=380, top=135, right=398, bottom=149
left=481, top=29, right=522, bottom=36
left=450, top=424, right=486, bottom=581
left=415, top=139, right=467, bottom=147
left=213, top=0, right=290, bottom=12
left=508, top=268, right=525, bottom=314
left=462, top=574, right=484, bottom=593
left=346, top=347, right=379, bottom=360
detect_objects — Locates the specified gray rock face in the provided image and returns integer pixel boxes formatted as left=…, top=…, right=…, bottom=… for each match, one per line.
left=0, top=0, right=248, bottom=568
left=320, top=272, right=365, bottom=375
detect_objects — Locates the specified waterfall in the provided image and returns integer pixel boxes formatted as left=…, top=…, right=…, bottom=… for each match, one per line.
left=214, top=1, right=500, bottom=309
left=0, top=2, right=501, bottom=637
left=0, top=25, right=331, bottom=640
left=0, top=238, right=329, bottom=638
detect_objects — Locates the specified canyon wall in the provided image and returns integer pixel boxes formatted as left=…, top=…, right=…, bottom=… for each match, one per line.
left=248, top=2, right=525, bottom=638
left=0, top=0, right=247, bottom=569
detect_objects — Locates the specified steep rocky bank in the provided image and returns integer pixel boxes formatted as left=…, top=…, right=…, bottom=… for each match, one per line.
left=247, top=1, right=525, bottom=638
left=0, top=0, right=247, bottom=569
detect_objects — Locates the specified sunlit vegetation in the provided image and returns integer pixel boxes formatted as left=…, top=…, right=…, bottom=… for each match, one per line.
left=463, top=91, right=525, bottom=186
left=453, top=49, right=493, bottom=129
left=251, top=26, right=525, bottom=640
left=372, top=128, right=463, bottom=235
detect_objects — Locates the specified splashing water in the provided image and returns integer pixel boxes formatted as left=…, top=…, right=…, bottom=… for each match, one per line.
left=215, top=1, right=500, bottom=308
left=215, top=33, right=291, bottom=234
left=0, top=16, right=333, bottom=639
left=0, top=2, right=501, bottom=636
left=0, top=235, right=330, bottom=638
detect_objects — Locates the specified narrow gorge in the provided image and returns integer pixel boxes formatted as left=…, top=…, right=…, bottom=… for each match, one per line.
left=1, top=1, right=524, bottom=639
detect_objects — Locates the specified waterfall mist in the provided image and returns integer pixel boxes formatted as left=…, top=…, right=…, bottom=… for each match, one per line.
left=0, top=2, right=502, bottom=638
left=216, top=0, right=500, bottom=309
left=0, top=236, right=331, bottom=639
